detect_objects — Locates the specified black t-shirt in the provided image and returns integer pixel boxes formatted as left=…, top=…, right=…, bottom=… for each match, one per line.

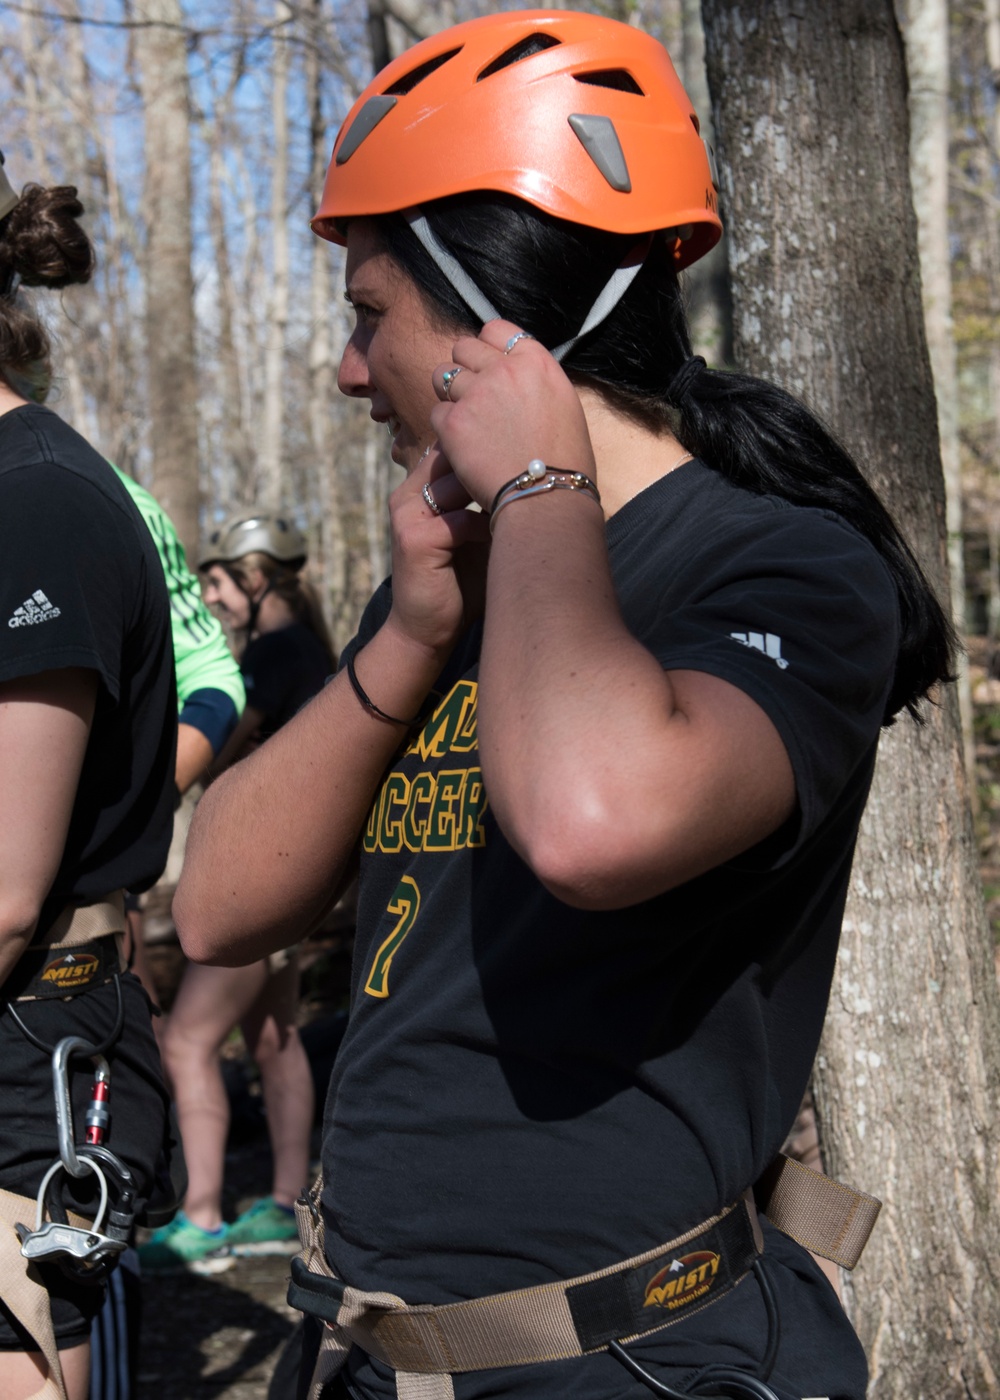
left=241, top=623, right=331, bottom=737
left=322, top=461, right=898, bottom=1397
left=0, top=405, right=176, bottom=935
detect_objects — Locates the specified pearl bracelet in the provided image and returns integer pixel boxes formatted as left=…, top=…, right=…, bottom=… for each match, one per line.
left=489, top=460, right=601, bottom=536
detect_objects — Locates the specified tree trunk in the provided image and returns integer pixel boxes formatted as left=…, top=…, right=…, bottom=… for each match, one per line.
left=898, top=0, right=976, bottom=801
left=305, top=0, right=350, bottom=644
left=678, top=0, right=732, bottom=365
left=204, top=64, right=254, bottom=509
left=133, top=0, right=200, bottom=560
left=701, top=3, right=1000, bottom=1395
left=258, top=0, right=292, bottom=511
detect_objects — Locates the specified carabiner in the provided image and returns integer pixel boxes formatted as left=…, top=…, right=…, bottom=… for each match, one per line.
left=51, top=1036, right=111, bottom=1178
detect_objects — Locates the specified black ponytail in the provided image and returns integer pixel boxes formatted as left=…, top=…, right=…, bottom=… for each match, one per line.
left=373, top=195, right=955, bottom=722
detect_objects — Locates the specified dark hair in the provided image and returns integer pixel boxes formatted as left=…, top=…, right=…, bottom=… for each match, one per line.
left=227, top=552, right=336, bottom=666
left=0, top=183, right=95, bottom=400
left=372, top=195, right=955, bottom=723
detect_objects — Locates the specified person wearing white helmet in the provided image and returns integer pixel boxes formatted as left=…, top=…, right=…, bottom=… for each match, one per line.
left=140, top=512, right=333, bottom=1272
left=177, top=12, right=952, bottom=1399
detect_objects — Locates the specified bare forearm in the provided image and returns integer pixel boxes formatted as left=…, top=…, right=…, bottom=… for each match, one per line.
left=175, top=723, right=214, bottom=793
left=479, top=496, right=672, bottom=869
left=174, top=618, right=447, bottom=964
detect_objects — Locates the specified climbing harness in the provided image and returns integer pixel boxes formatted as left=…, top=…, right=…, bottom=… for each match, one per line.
left=0, top=894, right=133, bottom=1400
left=288, top=1158, right=879, bottom=1400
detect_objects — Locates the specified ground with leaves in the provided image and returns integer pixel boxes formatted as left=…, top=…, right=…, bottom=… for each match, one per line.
left=137, top=1136, right=300, bottom=1399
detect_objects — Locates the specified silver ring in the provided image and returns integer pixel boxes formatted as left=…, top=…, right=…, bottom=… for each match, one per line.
left=442, top=366, right=463, bottom=400
left=504, top=332, right=535, bottom=355
left=422, top=483, right=443, bottom=516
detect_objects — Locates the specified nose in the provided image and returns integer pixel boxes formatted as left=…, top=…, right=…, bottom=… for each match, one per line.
left=338, top=332, right=372, bottom=399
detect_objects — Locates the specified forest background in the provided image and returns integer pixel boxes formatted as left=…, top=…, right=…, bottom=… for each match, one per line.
left=4, top=0, right=1000, bottom=1396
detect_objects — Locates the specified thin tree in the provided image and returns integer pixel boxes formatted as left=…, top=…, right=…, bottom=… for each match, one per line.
left=305, top=0, right=351, bottom=644
left=133, top=0, right=200, bottom=560
left=899, top=0, right=976, bottom=797
left=701, top=2, right=1000, bottom=1395
left=258, top=0, right=292, bottom=510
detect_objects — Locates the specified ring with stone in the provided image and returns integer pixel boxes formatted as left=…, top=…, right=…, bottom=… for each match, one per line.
left=504, top=332, right=535, bottom=355
left=422, top=483, right=443, bottom=516
left=442, top=366, right=463, bottom=400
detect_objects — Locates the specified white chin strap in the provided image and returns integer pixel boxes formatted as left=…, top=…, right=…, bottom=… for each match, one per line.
left=403, top=207, right=648, bottom=364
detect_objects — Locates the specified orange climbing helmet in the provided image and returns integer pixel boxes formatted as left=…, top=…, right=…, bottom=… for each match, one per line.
left=313, top=9, right=721, bottom=271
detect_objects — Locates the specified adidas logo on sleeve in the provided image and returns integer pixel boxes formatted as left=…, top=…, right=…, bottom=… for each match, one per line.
left=8, top=589, right=62, bottom=628
left=730, top=630, right=788, bottom=669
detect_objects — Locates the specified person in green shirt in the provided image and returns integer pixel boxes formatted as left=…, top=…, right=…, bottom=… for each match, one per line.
left=111, top=467, right=245, bottom=789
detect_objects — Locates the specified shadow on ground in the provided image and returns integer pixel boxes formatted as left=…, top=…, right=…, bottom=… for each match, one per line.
left=138, top=1265, right=295, bottom=1398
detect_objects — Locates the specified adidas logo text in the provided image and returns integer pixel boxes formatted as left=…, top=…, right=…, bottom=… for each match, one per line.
left=8, top=589, right=62, bottom=628
left=730, top=630, right=788, bottom=669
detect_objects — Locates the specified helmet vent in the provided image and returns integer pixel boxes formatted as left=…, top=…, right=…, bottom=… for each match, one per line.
left=477, top=33, right=561, bottom=81
left=568, top=114, right=631, bottom=193
left=336, top=95, right=397, bottom=165
left=385, top=47, right=463, bottom=96
left=574, top=69, right=644, bottom=95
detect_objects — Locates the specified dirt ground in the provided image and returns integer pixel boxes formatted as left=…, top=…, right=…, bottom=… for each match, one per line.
left=136, top=1135, right=303, bottom=1400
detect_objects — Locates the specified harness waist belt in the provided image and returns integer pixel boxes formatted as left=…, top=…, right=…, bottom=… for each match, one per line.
left=292, top=1192, right=759, bottom=1371
left=289, top=1158, right=881, bottom=1400
left=6, top=935, right=124, bottom=1003
left=288, top=1182, right=773, bottom=1400
left=36, top=893, right=126, bottom=950
left=2, top=894, right=127, bottom=1004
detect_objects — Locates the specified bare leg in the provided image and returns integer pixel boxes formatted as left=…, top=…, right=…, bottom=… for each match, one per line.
left=6, top=1341, right=89, bottom=1400
left=241, top=953, right=314, bottom=1208
left=162, top=960, right=270, bottom=1230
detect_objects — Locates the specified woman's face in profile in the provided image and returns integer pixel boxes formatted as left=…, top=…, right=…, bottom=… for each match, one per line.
left=338, top=218, right=457, bottom=476
left=202, top=564, right=252, bottom=628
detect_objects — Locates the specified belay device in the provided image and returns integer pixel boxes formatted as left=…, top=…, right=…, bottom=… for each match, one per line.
left=16, top=1035, right=137, bottom=1281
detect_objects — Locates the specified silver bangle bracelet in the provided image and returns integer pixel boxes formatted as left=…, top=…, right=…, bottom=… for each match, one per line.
left=489, top=474, right=602, bottom=536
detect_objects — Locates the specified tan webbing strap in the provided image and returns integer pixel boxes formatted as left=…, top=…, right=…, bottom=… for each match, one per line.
left=293, top=1175, right=755, bottom=1399
left=755, top=1154, right=881, bottom=1270
left=0, top=1188, right=93, bottom=1400
left=37, top=893, right=126, bottom=954
left=295, top=1154, right=882, bottom=1400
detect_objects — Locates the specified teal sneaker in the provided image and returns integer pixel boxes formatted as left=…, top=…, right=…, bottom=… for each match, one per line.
left=226, top=1196, right=299, bottom=1256
left=137, top=1212, right=232, bottom=1274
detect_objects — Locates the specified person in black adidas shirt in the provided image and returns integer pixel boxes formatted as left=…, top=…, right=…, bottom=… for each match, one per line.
left=0, top=161, right=175, bottom=1398
left=175, top=13, right=955, bottom=1400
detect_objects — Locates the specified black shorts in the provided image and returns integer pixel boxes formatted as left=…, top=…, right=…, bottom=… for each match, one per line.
left=0, top=973, right=170, bottom=1350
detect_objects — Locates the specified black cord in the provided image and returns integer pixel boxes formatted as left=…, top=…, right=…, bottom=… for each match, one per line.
left=608, top=1343, right=784, bottom=1400
left=607, top=1258, right=783, bottom=1400
left=687, top=1260, right=781, bottom=1393
left=755, top=1259, right=781, bottom=1379
left=6, top=971, right=125, bottom=1056
left=607, top=1340, right=695, bottom=1399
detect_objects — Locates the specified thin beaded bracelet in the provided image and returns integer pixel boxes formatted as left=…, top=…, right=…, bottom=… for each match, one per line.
left=489, top=460, right=601, bottom=536
left=346, top=653, right=422, bottom=727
